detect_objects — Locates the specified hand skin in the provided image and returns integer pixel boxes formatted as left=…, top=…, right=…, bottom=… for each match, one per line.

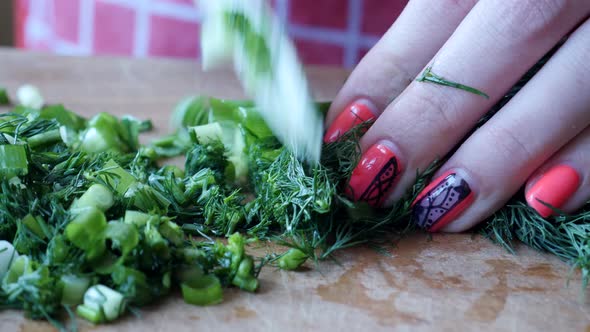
left=325, top=0, right=590, bottom=232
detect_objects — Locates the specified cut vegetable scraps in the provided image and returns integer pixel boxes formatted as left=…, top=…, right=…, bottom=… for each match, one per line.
left=0, top=89, right=262, bottom=328
left=0, top=88, right=10, bottom=105
left=198, top=0, right=324, bottom=165
left=2, top=40, right=590, bottom=329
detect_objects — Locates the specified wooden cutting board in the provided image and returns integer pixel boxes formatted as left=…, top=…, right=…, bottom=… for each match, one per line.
left=0, top=48, right=589, bottom=332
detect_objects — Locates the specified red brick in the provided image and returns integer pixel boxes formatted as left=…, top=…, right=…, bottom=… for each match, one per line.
left=289, top=0, right=348, bottom=29
left=294, top=38, right=344, bottom=66
left=357, top=47, right=371, bottom=62
left=149, top=15, right=200, bottom=58
left=53, top=0, right=80, bottom=43
left=93, top=1, right=135, bottom=55
left=362, top=0, right=407, bottom=35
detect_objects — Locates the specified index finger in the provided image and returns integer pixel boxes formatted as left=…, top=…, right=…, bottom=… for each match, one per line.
left=325, top=0, right=479, bottom=135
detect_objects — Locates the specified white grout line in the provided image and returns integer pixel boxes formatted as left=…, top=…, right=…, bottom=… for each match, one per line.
left=133, top=0, right=151, bottom=57
left=344, top=0, right=363, bottom=67
left=94, top=0, right=135, bottom=10
left=100, top=0, right=202, bottom=21
left=25, top=0, right=52, bottom=46
left=359, top=35, right=380, bottom=49
left=78, top=0, right=96, bottom=54
left=288, top=24, right=350, bottom=45
left=149, top=0, right=202, bottom=22
left=54, top=39, right=87, bottom=55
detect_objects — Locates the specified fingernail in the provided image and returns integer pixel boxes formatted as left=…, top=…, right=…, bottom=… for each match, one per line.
left=347, top=141, right=403, bottom=206
left=525, top=164, right=580, bottom=218
left=323, top=100, right=377, bottom=143
left=412, top=170, right=475, bottom=232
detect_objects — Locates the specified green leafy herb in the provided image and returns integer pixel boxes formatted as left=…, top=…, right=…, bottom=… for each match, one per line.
left=417, top=66, right=490, bottom=99
left=1, top=41, right=589, bottom=328
left=0, top=88, right=10, bottom=105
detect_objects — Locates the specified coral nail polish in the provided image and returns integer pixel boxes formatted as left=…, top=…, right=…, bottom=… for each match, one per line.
left=412, top=170, right=475, bottom=232
left=323, top=100, right=376, bottom=143
left=347, top=142, right=403, bottom=207
left=526, top=165, right=580, bottom=218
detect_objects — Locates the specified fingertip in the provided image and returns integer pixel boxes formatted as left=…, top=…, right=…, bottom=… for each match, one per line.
left=323, top=98, right=378, bottom=143
left=524, top=164, right=581, bottom=218
left=412, top=168, right=477, bottom=233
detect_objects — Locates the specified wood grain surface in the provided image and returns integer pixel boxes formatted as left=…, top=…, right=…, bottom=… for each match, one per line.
left=0, top=48, right=588, bottom=332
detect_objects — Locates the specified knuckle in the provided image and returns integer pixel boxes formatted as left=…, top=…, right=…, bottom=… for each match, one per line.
left=401, top=88, right=461, bottom=138
left=489, top=0, right=571, bottom=41
left=485, top=124, right=533, bottom=163
left=441, top=0, right=479, bottom=11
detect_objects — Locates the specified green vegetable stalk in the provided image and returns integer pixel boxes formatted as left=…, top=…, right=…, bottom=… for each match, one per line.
left=1, top=43, right=589, bottom=329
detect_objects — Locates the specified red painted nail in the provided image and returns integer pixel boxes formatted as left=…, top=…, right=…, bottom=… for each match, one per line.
left=526, top=165, right=580, bottom=218
left=323, top=100, right=376, bottom=143
left=347, top=142, right=402, bottom=207
left=412, top=170, right=475, bottom=232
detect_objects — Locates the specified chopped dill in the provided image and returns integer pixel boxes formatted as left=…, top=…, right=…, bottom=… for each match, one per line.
left=1, top=37, right=588, bottom=327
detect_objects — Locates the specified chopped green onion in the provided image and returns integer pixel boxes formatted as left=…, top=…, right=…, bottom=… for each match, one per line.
left=123, top=210, right=153, bottom=227
left=144, top=220, right=169, bottom=256
left=46, top=235, right=69, bottom=265
left=65, top=207, right=107, bottom=260
left=16, top=84, right=44, bottom=109
left=232, top=275, right=259, bottom=293
left=76, top=304, right=105, bottom=324
left=0, top=88, right=10, bottom=105
left=59, top=125, right=79, bottom=147
left=277, top=248, right=308, bottom=271
left=111, top=266, right=153, bottom=305
left=100, top=160, right=138, bottom=196
left=20, top=214, right=49, bottom=240
left=0, top=144, right=29, bottom=179
left=70, top=183, right=114, bottom=213
left=227, top=233, right=245, bottom=273
left=104, top=221, right=139, bottom=256
left=191, top=122, right=224, bottom=144
left=176, top=265, right=204, bottom=284
left=40, top=104, right=86, bottom=130
left=2, top=255, right=33, bottom=286
left=60, top=275, right=91, bottom=305
left=0, top=241, right=18, bottom=278
left=78, top=284, right=125, bottom=323
left=159, top=220, right=184, bottom=246
left=232, top=257, right=259, bottom=292
left=200, top=0, right=323, bottom=163
left=170, top=96, right=209, bottom=130
left=80, top=113, right=127, bottom=153
left=181, top=275, right=223, bottom=306
left=27, top=129, right=62, bottom=148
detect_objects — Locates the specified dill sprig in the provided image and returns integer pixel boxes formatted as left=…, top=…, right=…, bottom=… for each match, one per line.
left=417, top=66, right=490, bottom=99
left=0, top=88, right=10, bottom=106
left=480, top=199, right=590, bottom=289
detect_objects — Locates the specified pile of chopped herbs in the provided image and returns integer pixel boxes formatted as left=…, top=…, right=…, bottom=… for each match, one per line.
left=2, top=47, right=590, bottom=328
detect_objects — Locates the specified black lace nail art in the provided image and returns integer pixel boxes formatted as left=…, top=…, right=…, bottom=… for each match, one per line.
left=413, top=172, right=473, bottom=230
left=358, top=157, right=401, bottom=206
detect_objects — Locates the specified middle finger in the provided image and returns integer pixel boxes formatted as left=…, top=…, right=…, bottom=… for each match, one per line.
left=347, top=0, right=590, bottom=206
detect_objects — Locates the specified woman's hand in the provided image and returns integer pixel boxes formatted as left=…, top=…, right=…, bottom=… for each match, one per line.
left=324, top=0, right=590, bottom=232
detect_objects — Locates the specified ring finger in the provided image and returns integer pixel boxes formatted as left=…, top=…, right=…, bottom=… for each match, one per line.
left=415, top=16, right=590, bottom=232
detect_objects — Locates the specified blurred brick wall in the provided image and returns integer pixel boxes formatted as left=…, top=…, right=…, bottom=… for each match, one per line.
left=15, top=0, right=407, bottom=68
